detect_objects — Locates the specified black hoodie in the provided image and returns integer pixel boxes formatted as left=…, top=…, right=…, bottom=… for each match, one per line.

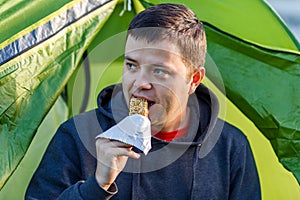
left=26, top=84, right=261, bottom=199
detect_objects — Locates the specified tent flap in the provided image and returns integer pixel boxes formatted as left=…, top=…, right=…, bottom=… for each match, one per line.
left=0, top=0, right=118, bottom=189
left=204, top=23, right=300, bottom=184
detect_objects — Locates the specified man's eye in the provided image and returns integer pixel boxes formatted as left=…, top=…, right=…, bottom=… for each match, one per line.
left=126, top=63, right=137, bottom=71
left=154, top=69, right=168, bottom=77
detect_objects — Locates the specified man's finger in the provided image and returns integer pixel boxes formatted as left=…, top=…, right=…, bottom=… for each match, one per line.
left=112, top=147, right=140, bottom=159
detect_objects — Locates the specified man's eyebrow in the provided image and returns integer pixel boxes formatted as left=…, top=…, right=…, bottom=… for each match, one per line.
left=124, top=56, right=136, bottom=62
left=124, top=56, right=174, bottom=71
left=151, top=63, right=170, bottom=68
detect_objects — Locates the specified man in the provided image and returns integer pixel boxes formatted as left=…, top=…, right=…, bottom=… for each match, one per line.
left=26, top=3, right=261, bottom=199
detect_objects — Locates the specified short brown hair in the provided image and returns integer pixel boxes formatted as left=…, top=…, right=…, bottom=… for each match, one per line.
left=127, top=3, right=207, bottom=76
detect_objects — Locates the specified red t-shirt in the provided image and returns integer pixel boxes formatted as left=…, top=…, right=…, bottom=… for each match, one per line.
left=154, top=126, right=189, bottom=142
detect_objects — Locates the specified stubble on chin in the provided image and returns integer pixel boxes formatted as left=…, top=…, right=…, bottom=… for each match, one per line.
left=149, top=104, right=167, bottom=135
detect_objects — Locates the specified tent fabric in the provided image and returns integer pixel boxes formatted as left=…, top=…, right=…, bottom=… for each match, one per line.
left=0, top=96, right=69, bottom=199
left=0, top=0, right=113, bottom=65
left=204, top=23, right=300, bottom=183
left=0, top=0, right=117, bottom=189
left=149, top=0, right=300, bottom=51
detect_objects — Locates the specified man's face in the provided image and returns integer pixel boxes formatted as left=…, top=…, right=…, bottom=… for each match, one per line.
left=122, top=35, right=196, bottom=133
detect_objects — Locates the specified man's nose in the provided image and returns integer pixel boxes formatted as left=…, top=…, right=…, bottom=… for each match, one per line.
left=133, top=71, right=152, bottom=90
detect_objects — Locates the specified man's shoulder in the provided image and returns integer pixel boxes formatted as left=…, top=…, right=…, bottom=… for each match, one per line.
left=217, top=119, right=250, bottom=148
left=61, top=109, right=99, bottom=126
left=58, top=109, right=103, bottom=139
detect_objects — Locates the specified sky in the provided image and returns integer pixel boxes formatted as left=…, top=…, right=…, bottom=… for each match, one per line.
left=267, top=0, right=300, bottom=41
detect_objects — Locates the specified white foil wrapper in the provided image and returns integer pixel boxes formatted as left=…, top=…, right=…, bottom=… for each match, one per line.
left=95, top=114, right=152, bottom=155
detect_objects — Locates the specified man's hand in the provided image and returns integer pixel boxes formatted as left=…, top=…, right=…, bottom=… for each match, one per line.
left=95, top=138, right=140, bottom=190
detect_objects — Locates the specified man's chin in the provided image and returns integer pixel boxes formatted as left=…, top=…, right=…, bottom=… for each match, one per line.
left=148, top=104, right=167, bottom=134
left=150, top=122, right=165, bottom=135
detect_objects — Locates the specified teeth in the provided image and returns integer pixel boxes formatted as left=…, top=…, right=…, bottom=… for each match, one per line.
left=129, top=97, right=148, bottom=116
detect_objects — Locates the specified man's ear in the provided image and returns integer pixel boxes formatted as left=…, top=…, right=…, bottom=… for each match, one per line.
left=188, top=67, right=205, bottom=95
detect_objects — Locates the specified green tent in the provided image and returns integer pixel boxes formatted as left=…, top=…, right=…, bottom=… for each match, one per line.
left=0, top=0, right=299, bottom=199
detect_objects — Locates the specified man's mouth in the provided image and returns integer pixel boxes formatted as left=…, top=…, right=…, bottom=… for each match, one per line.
left=147, top=100, right=155, bottom=109
left=132, top=95, right=155, bottom=110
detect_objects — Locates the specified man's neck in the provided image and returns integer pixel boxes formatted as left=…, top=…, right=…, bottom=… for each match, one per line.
left=161, top=107, right=190, bottom=132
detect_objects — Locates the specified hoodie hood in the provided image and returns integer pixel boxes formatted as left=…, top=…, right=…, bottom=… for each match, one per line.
left=97, top=83, right=221, bottom=155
